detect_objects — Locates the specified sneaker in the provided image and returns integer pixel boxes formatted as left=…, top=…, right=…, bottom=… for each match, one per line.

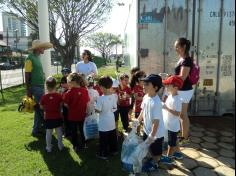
left=58, top=144, right=64, bottom=151
left=172, top=152, right=183, bottom=160
left=159, top=155, right=173, bottom=165
left=96, top=154, right=108, bottom=160
left=178, top=137, right=190, bottom=146
left=46, top=147, right=52, bottom=153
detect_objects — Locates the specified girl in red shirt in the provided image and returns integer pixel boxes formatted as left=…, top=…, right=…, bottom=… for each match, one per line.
left=40, top=77, right=64, bottom=153
left=117, top=74, right=132, bottom=132
left=63, top=73, right=90, bottom=152
left=130, top=71, right=146, bottom=118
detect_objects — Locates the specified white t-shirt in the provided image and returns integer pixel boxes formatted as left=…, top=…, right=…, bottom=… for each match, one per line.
left=76, top=61, right=98, bottom=77
left=87, top=88, right=99, bottom=115
left=141, top=94, right=165, bottom=139
left=164, top=94, right=182, bottom=132
left=95, top=95, right=117, bottom=132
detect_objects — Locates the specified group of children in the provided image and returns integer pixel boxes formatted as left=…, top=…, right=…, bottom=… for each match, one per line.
left=39, top=66, right=186, bottom=168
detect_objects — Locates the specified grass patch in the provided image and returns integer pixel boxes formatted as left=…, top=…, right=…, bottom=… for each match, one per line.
left=0, top=65, right=130, bottom=176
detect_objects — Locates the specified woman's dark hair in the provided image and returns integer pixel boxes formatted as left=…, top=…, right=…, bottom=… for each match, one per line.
left=98, top=76, right=113, bottom=89
left=176, top=38, right=191, bottom=56
left=83, top=50, right=93, bottom=62
left=130, top=71, right=146, bottom=89
left=130, top=67, right=140, bottom=75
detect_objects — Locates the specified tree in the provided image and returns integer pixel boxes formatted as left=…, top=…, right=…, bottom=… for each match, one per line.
left=2, top=0, right=113, bottom=68
left=85, top=32, right=122, bottom=65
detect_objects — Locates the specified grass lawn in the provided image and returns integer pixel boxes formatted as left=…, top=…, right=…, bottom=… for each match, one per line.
left=0, top=65, right=130, bottom=176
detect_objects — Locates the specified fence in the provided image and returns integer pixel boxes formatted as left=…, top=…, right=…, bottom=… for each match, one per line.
left=0, top=64, right=76, bottom=102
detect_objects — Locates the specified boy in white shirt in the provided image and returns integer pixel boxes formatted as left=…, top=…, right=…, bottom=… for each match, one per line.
left=95, top=76, right=118, bottom=160
left=136, top=74, right=172, bottom=166
left=162, top=75, right=184, bottom=160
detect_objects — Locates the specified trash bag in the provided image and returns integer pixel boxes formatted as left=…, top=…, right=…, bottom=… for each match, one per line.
left=121, top=126, right=157, bottom=173
left=83, top=113, right=99, bottom=140
left=162, top=109, right=169, bottom=143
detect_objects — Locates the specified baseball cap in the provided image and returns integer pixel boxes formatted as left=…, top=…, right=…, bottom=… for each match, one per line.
left=162, top=75, right=184, bottom=89
left=61, top=67, right=71, bottom=74
left=141, top=74, right=163, bottom=88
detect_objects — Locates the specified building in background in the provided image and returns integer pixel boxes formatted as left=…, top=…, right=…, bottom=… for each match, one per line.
left=124, top=0, right=235, bottom=116
left=1, top=12, right=29, bottom=51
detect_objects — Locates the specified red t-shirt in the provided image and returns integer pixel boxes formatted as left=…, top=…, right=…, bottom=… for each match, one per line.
left=93, top=85, right=103, bottom=96
left=132, top=85, right=145, bottom=113
left=63, top=87, right=90, bottom=122
left=118, top=86, right=132, bottom=107
left=40, top=93, right=62, bottom=120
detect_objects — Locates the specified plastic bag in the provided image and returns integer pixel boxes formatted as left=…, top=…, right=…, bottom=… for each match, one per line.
left=83, top=113, right=99, bottom=140
left=162, top=109, right=169, bottom=143
left=121, top=126, right=155, bottom=173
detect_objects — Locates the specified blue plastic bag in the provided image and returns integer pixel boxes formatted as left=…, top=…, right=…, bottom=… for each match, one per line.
left=83, top=114, right=99, bottom=140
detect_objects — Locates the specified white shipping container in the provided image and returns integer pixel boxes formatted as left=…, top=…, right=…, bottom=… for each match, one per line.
left=124, top=0, right=235, bottom=116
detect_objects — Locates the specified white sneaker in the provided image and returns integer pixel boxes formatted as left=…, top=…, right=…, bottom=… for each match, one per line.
left=58, top=144, right=64, bottom=151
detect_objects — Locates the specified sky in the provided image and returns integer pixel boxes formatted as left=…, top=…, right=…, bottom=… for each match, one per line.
left=99, top=1, right=129, bottom=37
left=0, top=2, right=129, bottom=54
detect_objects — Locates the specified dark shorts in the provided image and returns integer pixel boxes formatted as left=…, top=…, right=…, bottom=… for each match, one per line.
left=143, top=133, right=164, bottom=156
left=168, top=130, right=178, bottom=147
left=45, top=119, right=63, bottom=129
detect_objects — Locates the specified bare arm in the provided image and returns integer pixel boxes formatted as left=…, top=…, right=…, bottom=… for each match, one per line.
left=163, top=105, right=181, bottom=117
left=25, top=72, right=32, bottom=97
left=179, top=66, right=191, bottom=81
left=150, top=119, right=159, bottom=138
left=137, top=110, right=144, bottom=122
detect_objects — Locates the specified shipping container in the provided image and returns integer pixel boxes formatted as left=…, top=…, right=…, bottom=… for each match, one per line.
left=124, top=0, right=235, bottom=116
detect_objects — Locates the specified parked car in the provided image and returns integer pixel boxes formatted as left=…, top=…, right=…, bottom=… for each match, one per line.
left=0, top=62, right=14, bottom=70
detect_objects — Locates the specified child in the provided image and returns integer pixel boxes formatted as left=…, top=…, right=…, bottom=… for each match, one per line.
left=95, top=76, right=118, bottom=160
left=40, top=77, right=64, bottom=153
left=63, top=73, right=90, bottom=152
left=117, top=74, right=132, bottom=132
left=87, top=76, right=99, bottom=116
left=162, top=75, right=184, bottom=160
left=111, top=79, right=120, bottom=136
left=60, top=68, right=71, bottom=137
left=136, top=74, right=172, bottom=166
left=130, top=71, right=146, bottom=118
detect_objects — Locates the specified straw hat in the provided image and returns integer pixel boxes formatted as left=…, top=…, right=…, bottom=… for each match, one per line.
left=27, top=40, right=53, bottom=51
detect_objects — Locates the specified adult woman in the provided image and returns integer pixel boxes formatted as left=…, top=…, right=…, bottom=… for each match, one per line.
left=174, top=38, right=194, bottom=143
left=76, top=50, right=98, bottom=78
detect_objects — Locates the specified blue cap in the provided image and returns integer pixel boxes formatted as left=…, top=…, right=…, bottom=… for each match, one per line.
left=61, top=67, right=71, bottom=74
left=141, top=74, right=163, bottom=88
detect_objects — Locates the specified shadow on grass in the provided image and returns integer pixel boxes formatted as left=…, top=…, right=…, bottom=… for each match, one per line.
left=25, top=135, right=128, bottom=176
left=25, top=136, right=86, bottom=176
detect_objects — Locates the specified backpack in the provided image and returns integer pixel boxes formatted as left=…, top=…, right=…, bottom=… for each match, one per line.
left=188, top=60, right=200, bottom=85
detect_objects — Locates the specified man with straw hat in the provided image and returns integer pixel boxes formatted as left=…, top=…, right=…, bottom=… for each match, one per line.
left=24, top=40, right=53, bottom=137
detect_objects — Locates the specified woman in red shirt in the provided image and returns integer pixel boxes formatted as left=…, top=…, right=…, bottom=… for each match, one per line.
left=40, top=77, right=64, bottom=153
left=117, top=74, right=132, bottom=132
left=63, top=73, right=90, bottom=152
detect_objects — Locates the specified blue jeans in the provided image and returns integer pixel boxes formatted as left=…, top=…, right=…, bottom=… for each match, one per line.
left=31, top=86, right=45, bottom=134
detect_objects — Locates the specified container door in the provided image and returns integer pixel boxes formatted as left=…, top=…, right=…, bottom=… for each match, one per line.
left=191, top=0, right=222, bottom=116
left=138, top=0, right=166, bottom=75
left=218, top=0, right=235, bottom=115
left=164, top=0, right=192, bottom=75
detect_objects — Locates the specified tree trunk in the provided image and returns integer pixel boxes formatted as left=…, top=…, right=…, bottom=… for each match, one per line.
left=60, top=47, right=75, bottom=70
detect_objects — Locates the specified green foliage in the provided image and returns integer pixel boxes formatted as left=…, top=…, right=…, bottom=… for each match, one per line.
left=93, top=55, right=106, bottom=68
left=84, top=33, right=123, bottom=63
left=0, top=66, right=130, bottom=176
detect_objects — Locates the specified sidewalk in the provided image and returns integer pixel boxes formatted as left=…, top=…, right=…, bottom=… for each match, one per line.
left=132, top=120, right=235, bottom=176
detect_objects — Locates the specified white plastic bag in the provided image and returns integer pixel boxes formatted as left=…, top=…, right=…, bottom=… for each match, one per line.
left=121, top=126, right=150, bottom=173
left=83, top=113, right=99, bottom=140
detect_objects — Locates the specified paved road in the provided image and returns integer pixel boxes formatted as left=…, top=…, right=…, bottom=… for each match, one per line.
left=0, top=65, right=76, bottom=89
